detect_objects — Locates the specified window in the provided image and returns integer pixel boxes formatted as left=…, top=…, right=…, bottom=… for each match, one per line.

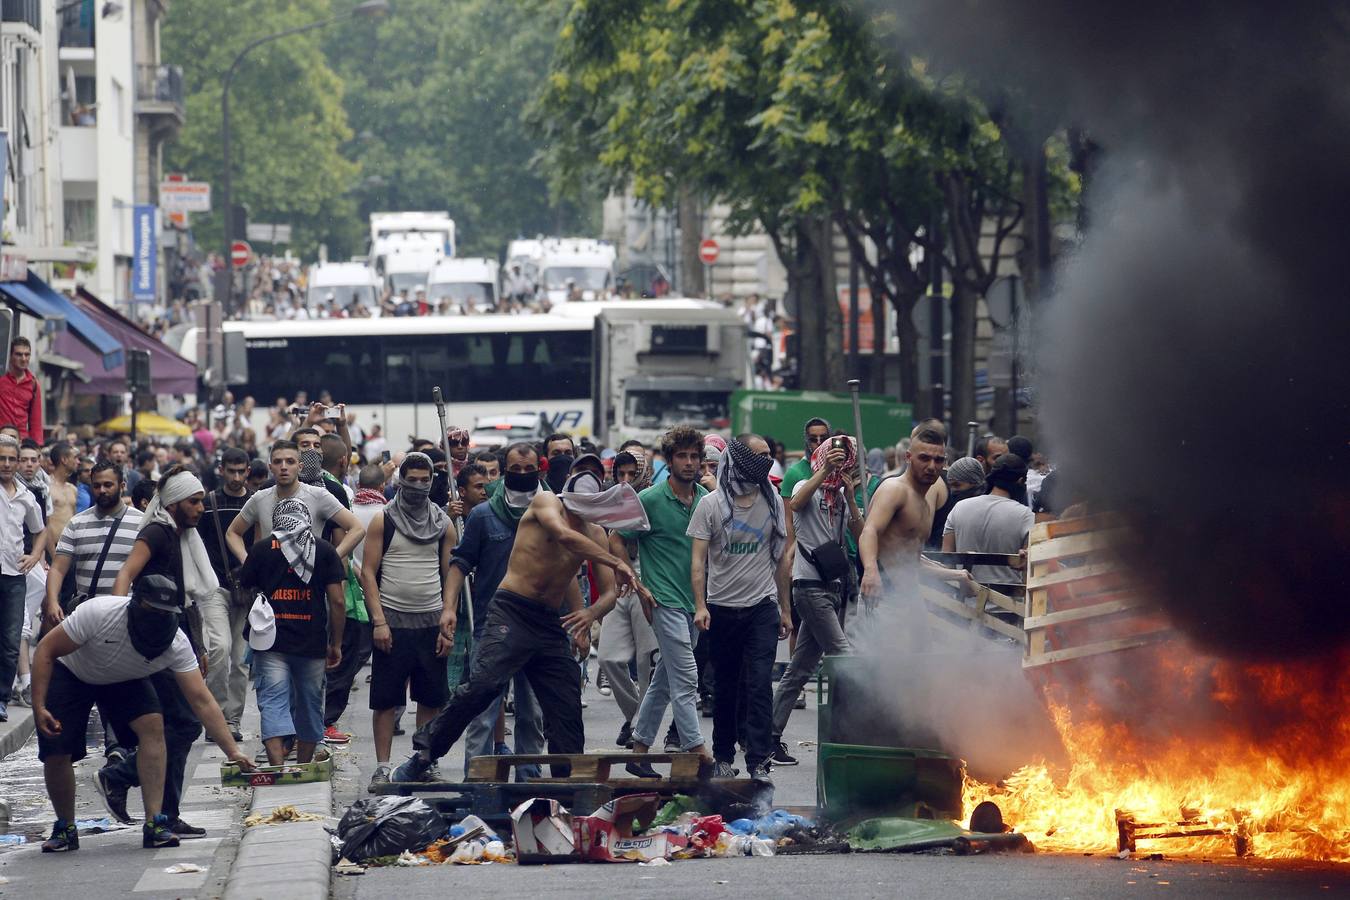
left=624, top=389, right=730, bottom=430
left=64, top=198, right=96, bottom=243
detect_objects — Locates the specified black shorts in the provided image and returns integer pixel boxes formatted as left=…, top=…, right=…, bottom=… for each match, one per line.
left=369, top=624, right=450, bottom=710
left=38, top=664, right=161, bottom=763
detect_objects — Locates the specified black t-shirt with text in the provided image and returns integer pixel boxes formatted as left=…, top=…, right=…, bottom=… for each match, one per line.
left=238, top=536, right=344, bottom=658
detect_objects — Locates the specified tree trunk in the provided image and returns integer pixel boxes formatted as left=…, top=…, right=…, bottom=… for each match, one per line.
left=677, top=186, right=705, bottom=297
left=791, top=215, right=844, bottom=391
left=1019, top=143, right=1052, bottom=307
left=949, top=279, right=978, bottom=438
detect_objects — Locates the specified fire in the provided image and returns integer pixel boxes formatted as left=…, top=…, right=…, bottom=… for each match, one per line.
left=962, top=644, right=1350, bottom=861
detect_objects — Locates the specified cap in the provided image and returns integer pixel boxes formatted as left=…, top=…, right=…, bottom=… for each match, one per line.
left=571, top=452, right=604, bottom=478
left=247, top=596, right=276, bottom=651
left=132, top=573, right=180, bottom=612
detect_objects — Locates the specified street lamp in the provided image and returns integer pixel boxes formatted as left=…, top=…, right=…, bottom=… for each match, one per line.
left=219, top=0, right=390, bottom=319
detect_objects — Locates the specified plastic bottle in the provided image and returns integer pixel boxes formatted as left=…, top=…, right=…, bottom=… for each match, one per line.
left=749, top=837, right=775, bottom=857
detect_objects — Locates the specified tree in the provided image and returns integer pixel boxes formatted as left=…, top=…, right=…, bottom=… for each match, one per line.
left=324, top=0, right=598, bottom=258
left=163, top=0, right=361, bottom=258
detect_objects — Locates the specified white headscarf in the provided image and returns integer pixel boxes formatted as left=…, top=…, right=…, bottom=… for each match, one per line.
left=560, top=471, right=650, bottom=532
left=138, top=470, right=219, bottom=608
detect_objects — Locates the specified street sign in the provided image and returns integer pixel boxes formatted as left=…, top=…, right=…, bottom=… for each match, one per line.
left=230, top=240, right=253, bottom=268
left=159, top=180, right=212, bottom=212
left=698, top=238, right=720, bottom=266
left=246, top=223, right=293, bottom=244
left=132, top=205, right=158, bottom=302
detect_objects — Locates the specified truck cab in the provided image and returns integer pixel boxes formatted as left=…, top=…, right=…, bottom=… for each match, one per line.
left=427, top=257, right=500, bottom=314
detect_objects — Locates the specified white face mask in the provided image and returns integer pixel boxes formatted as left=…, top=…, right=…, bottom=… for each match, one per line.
left=560, top=472, right=650, bottom=532
left=504, top=485, right=538, bottom=509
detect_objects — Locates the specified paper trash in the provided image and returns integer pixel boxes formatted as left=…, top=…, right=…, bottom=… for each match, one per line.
left=511, top=798, right=576, bottom=864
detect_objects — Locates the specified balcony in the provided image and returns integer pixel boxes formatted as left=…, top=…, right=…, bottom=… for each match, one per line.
left=2, top=0, right=41, bottom=31
left=135, top=64, right=185, bottom=131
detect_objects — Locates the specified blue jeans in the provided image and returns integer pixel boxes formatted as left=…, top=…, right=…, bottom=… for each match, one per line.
left=632, top=604, right=704, bottom=751
left=708, top=599, right=779, bottom=769
left=0, top=574, right=26, bottom=704
left=253, top=651, right=326, bottom=743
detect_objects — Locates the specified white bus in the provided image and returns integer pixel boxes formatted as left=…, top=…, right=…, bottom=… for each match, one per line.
left=178, top=314, right=594, bottom=443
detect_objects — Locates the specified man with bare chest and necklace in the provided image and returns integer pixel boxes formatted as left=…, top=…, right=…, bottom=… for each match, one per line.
left=392, top=466, right=651, bottom=782
left=859, top=424, right=971, bottom=614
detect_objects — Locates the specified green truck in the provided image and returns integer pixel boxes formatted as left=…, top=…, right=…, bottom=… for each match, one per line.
left=730, top=389, right=913, bottom=450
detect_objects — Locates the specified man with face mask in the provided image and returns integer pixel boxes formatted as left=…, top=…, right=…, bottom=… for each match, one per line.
left=360, top=453, right=458, bottom=790
left=29, top=574, right=255, bottom=853
left=441, top=442, right=548, bottom=782
left=392, top=446, right=650, bottom=784
left=942, top=454, right=1034, bottom=593
left=929, top=456, right=986, bottom=549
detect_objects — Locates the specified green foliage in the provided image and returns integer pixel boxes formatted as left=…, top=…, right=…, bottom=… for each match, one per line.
left=164, top=0, right=361, bottom=258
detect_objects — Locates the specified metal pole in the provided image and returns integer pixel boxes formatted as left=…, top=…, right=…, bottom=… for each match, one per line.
left=220, top=69, right=233, bottom=321
left=848, top=251, right=860, bottom=381
left=847, top=378, right=869, bottom=517
left=131, top=391, right=138, bottom=448
left=928, top=213, right=945, bottom=427
left=967, top=421, right=979, bottom=459
left=433, top=386, right=473, bottom=635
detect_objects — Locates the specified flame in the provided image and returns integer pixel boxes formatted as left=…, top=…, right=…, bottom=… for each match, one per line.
left=963, top=644, right=1350, bottom=861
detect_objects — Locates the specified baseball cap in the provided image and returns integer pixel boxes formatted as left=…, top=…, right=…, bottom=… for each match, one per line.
left=247, top=595, right=276, bottom=651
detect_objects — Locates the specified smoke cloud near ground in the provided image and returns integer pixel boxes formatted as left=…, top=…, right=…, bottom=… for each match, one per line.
left=890, top=1, right=1350, bottom=658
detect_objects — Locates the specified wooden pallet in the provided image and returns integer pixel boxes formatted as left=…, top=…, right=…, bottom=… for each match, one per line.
left=465, top=752, right=703, bottom=784
left=919, top=551, right=1026, bottom=646
left=1023, top=514, right=1174, bottom=668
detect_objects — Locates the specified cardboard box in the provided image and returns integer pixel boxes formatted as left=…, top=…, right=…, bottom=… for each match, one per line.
left=511, top=798, right=576, bottom=864
left=572, top=794, right=688, bottom=863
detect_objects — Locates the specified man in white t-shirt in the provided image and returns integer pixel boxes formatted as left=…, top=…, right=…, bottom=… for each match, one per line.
left=29, top=575, right=254, bottom=854
left=942, top=453, right=1035, bottom=589
left=226, top=439, right=365, bottom=565
left=687, top=436, right=793, bottom=784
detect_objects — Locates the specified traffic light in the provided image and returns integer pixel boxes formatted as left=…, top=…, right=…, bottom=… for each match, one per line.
left=126, top=348, right=152, bottom=395
left=232, top=203, right=249, bottom=241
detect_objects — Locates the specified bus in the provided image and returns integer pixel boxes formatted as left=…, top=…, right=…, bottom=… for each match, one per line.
left=176, top=299, right=748, bottom=448
left=178, top=314, right=594, bottom=443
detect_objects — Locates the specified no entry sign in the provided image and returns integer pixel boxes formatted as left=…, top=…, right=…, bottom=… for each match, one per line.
left=699, top=238, right=720, bottom=266
left=230, top=240, right=253, bottom=268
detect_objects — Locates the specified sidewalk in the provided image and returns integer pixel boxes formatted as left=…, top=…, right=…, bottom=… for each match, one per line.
left=0, top=707, right=35, bottom=763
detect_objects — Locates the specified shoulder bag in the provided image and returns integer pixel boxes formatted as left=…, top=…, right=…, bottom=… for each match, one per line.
left=800, top=490, right=852, bottom=583
left=210, top=492, right=254, bottom=609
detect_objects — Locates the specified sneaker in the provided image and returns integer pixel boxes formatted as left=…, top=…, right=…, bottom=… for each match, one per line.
left=230, top=729, right=244, bottom=742
left=425, top=763, right=442, bottom=782
left=95, top=766, right=133, bottom=824
left=710, top=760, right=738, bottom=779
left=391, top=753, right=433, bottom=784
left=794, top=691, right=807, bottom=710
left=0, top=700, right=7, bottom=722
left=749, top=762, right=774, bottom=785
left=170, top=819, right=206, bottom=839
left=142, top=814, right=180, bottom=849
left=625, top=760, right=661, bottom=779
left=770, top=741, right=799, bottom=766
left=368, top=765, right=391, bottom=793
left=392, top=725, right=406, bottom=736
left=323, top=725, right=352, bottom=745
left=105, top=746, right=128, bottom=766
left=596, top=671, right=612, bottom=697
left=616, top=720, right=634, bottom=749
left=41, top=819, right=79, bottom=852
left=9, top=686, right=27, bottom=707
left=662, top=723, right=680, bottom=753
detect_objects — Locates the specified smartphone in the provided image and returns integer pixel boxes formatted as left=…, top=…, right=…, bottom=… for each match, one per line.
left=324, top=406, right=341, bottom=420
left=381, top=450, right=391, bottom=463
left=832, top=437, right=845, bottom=450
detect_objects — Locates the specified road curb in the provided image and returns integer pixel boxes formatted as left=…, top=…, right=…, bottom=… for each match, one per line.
left=223, top=778, right=333, bottom=900
left=0, top=707, right=35, bottom=762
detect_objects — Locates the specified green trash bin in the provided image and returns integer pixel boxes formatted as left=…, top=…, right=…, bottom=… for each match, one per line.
left=816, top=742, right=964, bottom=822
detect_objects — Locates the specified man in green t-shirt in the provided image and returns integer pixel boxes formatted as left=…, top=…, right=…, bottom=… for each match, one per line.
left=614, top=425, right=715, bottom=777
left=779, top=417, right=832, bottom=500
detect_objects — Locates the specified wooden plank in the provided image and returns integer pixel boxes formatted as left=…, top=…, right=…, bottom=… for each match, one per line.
left=1022, top=629, right=1175, bottom=668
left=1027, top=587, right=1048, bottom=658
left=977, top=585, right=1023, bottom=615
left=1023, top=597, right=1150, bottom=631
left=924, top=591, right=1026, bottom=643
left=465, top=752, right=704, bottom=783
left=1025, top=562, right=1119, bottom=590
left=1032, top=513, right=1125, bottom=542
left=1027, top=527, right=1130, bottom=564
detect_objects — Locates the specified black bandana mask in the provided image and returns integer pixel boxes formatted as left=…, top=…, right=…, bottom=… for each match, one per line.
left=127, top=601, right=180, bottom=661
left=503, top=470, right=540, bottom=493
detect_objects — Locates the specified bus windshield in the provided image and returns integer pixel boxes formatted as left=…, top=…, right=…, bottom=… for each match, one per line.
left=624, top=389, right=729, bottom=430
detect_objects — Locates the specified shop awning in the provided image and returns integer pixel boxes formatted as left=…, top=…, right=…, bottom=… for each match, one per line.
left=51, top=289, right=198, bottom=396
left=0, top=273, right=123, bottom=370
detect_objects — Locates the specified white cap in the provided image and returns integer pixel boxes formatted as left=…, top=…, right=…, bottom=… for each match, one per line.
left=247, top=595, right=276, bottom=651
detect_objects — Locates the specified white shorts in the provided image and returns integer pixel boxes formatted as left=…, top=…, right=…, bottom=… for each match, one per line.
left=21, top=567, right=46, bottom=643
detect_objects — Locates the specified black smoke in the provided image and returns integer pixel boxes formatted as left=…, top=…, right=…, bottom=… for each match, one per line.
left=891, top=1, right=1350, bottom=657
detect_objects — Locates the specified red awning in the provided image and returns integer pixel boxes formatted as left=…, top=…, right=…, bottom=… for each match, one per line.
left=52, top=290, right=198, bottom=395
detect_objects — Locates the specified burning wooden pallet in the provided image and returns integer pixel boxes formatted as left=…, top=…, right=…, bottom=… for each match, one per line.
left=1023, top=514, right=1174, bottom=668
left=1116, top=808, right=1252, bottom=857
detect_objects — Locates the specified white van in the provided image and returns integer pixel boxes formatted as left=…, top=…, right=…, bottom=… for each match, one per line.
left=427, top=257, right=500, bottom=314
left=306, top=262, right=381, bottom=315
left=537, top=238, right=616, bottom=304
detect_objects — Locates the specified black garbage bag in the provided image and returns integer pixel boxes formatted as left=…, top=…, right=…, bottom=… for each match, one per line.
left=337, top=796, right=448, bottom=863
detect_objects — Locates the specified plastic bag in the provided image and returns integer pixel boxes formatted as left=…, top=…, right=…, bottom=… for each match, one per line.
left=651, top=794, right=703, bottom=827
left=337, top=797, right=448, bottom=863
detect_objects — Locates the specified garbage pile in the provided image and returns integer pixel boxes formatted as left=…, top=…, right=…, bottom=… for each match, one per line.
left=332, top=793, right=821, bottom=869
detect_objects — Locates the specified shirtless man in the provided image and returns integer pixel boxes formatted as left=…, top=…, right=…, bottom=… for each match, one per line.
left=859, top=425, right=970, bottom=609
left=44, top=443, right=80, bottom=553
left=392, top=465, right=649, bottom=783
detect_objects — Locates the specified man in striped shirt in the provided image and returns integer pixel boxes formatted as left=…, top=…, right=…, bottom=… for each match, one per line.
left=43, top=460, right=143, bottom=627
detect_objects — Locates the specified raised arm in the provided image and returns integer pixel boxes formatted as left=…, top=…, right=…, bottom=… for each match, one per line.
left=532, top=496, right=634, bottom=584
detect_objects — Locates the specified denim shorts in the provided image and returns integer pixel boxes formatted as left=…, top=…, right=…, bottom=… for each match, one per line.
left=252, top=651, right=326, bottom=743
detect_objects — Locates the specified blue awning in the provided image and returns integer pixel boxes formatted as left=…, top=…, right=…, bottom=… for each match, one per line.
left=0, top=273, right=123, bottom=370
